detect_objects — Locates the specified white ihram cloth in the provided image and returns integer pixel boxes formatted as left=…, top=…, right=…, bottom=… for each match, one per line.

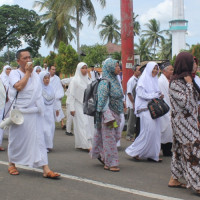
left=0, top=79, right=6, bottom=146
left=39, top=71, right=56, bottom=149
left=158, top=74, right=173, bottom=144
left=8, top=69, right=48, bottom=168
left=50, top=75, right=65, bottom=122
left=125, top=62, right=161, bottom=161
left=68, top=62, right=94, bottom=149
left=62, top=77, right=74, bottom=133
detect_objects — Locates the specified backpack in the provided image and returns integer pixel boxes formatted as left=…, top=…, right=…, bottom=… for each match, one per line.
left=83, top=78, right=110, bottom=116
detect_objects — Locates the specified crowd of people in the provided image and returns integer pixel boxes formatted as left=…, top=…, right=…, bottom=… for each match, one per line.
left=0, top=48, right=200, bottom=195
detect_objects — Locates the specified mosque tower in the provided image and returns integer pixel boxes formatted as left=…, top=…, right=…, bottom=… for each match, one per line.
left=169, top=0, right=188, bottom=57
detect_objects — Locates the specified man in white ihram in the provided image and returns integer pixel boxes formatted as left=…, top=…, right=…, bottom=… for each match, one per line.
left=7, top=49, right=60, bottom=178
left=158, top=62, right=174, bottom=157
left=49, top=66, right=65, bottom=126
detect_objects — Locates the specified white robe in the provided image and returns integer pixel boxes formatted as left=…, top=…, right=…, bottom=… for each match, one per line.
left=8, top=69, right=48, bottom=168
left=68, top=63, right=94, bottom=149
left=0, top=79, right=6, bottom=146
left=125, top=87, right=161, bottom=161
left=158, top=74, right=173, bottom=144
left=50, top=75, right=65, bottom=122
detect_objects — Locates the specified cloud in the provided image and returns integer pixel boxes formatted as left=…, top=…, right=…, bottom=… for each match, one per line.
left=0, top=0, right=14, bottom=6
left=139, top=0, right=172, bottom=28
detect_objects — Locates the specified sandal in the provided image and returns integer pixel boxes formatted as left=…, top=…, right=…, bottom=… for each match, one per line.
left=97, top=156, right=105, bottom=165
left=8, top=166, right=19, bottom=175
left=168, top=183, right=186, bottom=189
left=43, top=171, right=60, bottom=179
left=147, top=158, right=162, bottom=163
left=0, top=147, right=5, bottom=151
left=104, top=166, right=120, bottom=172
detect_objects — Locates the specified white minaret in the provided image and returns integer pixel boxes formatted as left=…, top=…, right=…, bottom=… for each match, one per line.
left=169, top=0, right=188, bottom=57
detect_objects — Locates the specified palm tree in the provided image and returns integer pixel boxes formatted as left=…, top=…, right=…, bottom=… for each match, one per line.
left=98, top=14, right=121, bottom=44
left=142, top=18, right=164, bottom=58
left=135, top=37, right=152, bottom=61
left=158, top=32, right=172, bottom=60
left=34, top=0, right=76, bottom=49
left=133, top=13, right=140, bottom=36
left=58, top=0, right=106, bottom=55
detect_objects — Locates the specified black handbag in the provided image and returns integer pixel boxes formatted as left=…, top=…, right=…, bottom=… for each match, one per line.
left=147, top=98, right=170, bottom=119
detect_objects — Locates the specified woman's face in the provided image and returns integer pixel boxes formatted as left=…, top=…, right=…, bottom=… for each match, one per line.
left=43, top=75, right=50, bottom=86
left=114, top=62, right=120, bottom=75
left=6, top=68, right=11, bottom=76
left=81, top=65, right=88, bottom=76
left=152, top=65, right=159, bottom=77
left=36, top=69, right=41, bottom=74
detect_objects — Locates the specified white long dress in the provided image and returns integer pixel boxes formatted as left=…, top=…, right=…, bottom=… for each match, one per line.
left=125, top=88, right=161, bottom=161
left=125, top=61, right=161, bottom=161
left=158, top=74, right=173, bottom=144
left=68, top=62, right=94, bottom=149
left=8, top=69, right=48, bottom=168
left=50, top=75, right=65, bottom=122
left=0, top=79, right=6, bottom=146
left=40, top=71, right=56, bottom=149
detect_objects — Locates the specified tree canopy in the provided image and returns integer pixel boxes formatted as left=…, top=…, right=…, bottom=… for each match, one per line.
left=0, top=5, right=42, bottom=57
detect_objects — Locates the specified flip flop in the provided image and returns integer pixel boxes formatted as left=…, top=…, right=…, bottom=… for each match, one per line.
left=168, top=183, right=186, bottom=189
left=104, top=166, right=120, bottom=172
left=97, top=156, right=105, bottom=165
left=43, top=171, right=60, bottom=179
left=8, top=166, right=19, bottom=175
left=0, top=147, right=5, bottom=151
left=147, top=158, right=162, bottom=163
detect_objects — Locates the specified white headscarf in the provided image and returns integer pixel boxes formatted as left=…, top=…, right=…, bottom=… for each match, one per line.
left=135, top=61, right=160, bottom=115
left=69, top=62, right=89, bottom=103
left=136, top=61, right=159, bottom=93
left=0, top=65, right=12, bottom=91
left=33, top=66, right=42, bottom=74
left=39, top=71, right=55, bottom=105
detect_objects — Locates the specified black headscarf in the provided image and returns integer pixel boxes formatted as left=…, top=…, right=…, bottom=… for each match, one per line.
left=171, top=52, right=200, bottom=93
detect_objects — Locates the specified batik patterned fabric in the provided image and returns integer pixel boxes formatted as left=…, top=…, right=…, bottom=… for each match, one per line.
left=90, top=109, right=121, bottom=167
left=169, top=79, right=200, bottom=191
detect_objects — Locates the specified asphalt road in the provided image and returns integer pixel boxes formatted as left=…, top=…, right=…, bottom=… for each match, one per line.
left=0, top=129, right=199, bottom=200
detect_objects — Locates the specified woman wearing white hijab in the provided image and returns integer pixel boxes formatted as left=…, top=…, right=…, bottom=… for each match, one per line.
left=0, top=79, right=6, bottom=151
left=39, top=71, right=57, bottom=151
left=0, top=65, right=12, bottom=139
left=125, top=62, right=163, bottom=162
left=0, top=65, right=12, bottom=91
left=68, top=62, right=94, bottom=150
left=33, top=66, right=42, bottom=74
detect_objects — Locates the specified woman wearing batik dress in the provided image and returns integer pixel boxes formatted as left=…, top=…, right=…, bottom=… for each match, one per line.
left=168, top=52, right=200, bottom=195
left=90, top=58, right=124, bottom=172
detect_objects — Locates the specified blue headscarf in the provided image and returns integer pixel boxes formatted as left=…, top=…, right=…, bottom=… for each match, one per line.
left=97, top=58, right=124, bottom=114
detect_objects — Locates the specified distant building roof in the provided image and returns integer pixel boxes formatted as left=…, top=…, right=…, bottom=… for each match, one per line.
left=105, top=42, right=121, bottom=54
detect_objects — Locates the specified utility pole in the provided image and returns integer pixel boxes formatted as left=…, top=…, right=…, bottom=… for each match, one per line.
left=120, top=0, right=134, bottom=91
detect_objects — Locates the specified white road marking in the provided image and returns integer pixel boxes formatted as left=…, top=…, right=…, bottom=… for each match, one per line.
left=0, top=160, right=183, bottom=200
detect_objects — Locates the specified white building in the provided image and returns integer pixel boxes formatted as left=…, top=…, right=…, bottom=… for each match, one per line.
left=169, top=0, right=188, bottom=57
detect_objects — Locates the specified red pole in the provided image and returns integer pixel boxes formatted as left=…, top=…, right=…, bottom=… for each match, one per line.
left=120, top=0, right=134, bottom=92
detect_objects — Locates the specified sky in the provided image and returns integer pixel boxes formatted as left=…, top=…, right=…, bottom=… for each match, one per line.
left=1, top=0, right=200, bottom=57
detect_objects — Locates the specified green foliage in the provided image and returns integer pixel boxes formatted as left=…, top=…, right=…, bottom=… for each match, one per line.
left=81, top=44, right=108, bottom=67
left=33, top=56, right=45, bottom=66
left=44, top=51, right=57, bottom=67
left=0, top=5, right=42, bottom=57
left=189, top=44, right=200, bottom=61
left=112, top=52, right=121, bottom=61
left=55, top=42, right=78, bottom=74
left=98, top=14, right=121, bottom=44
left=142, top=18, right=165, bottom=58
